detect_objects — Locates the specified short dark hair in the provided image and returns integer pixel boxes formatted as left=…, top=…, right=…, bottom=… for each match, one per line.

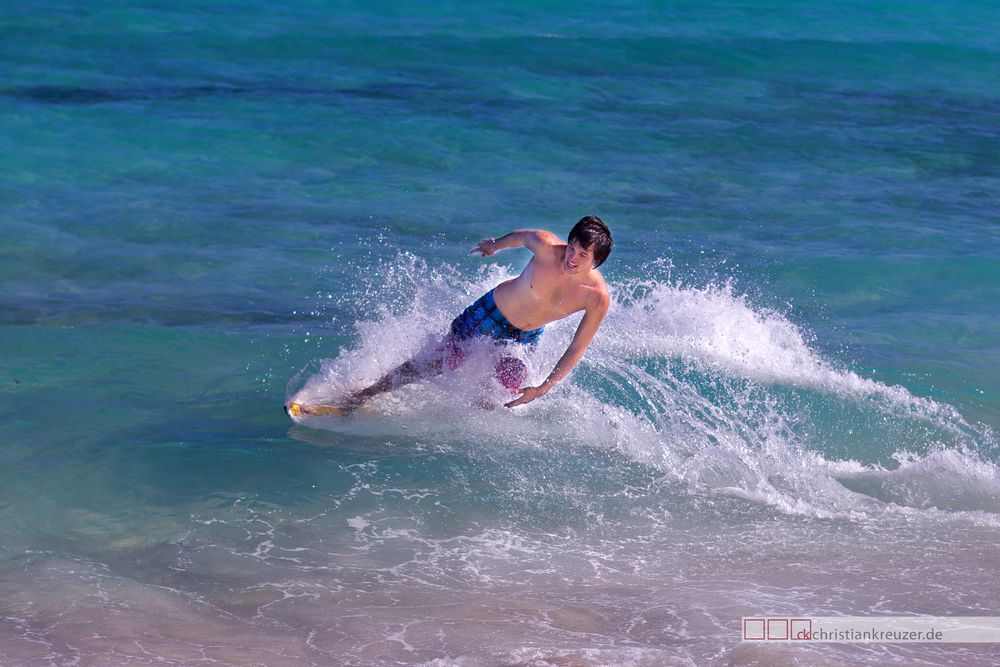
left=568, top=215, right=612, bottom=267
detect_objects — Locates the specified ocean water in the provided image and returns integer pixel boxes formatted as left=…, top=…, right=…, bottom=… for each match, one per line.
left=2, top=1, right=999, bottom=665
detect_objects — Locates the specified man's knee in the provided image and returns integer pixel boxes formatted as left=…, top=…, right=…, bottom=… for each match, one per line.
left=494, top=355, right=528, bottom=393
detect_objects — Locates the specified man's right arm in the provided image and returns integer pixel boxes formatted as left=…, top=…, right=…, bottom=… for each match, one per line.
left=471, top=229, right=560, bottom=256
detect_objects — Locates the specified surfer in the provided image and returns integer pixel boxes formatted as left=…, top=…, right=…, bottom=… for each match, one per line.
left=288, top=215, right=612, bottom=415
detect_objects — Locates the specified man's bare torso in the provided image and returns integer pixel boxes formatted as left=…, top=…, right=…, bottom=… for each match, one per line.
left=494, top=239, right=608, bottom=331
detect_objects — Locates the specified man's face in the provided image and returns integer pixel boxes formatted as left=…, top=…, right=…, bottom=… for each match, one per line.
left=563, top=239, right=596, bottom=274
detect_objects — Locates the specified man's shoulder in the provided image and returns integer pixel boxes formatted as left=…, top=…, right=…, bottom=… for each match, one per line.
left=522, top=230, right=564, bottom=257
left=533, top=229, right=563, bottom=246
left=589, top=267, right=609, bottom=292
left=532, top=234, right=565, bottom=262
left=584, top=270, right=610, bottom=309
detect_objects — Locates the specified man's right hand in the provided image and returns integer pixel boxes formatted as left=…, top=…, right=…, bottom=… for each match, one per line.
left=471, top=238, right=497, bottom=256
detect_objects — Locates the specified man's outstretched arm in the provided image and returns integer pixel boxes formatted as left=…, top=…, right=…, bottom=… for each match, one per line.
left=505, top=290, right=610, bottom=408
left=471, top=229, right=561, bottom=257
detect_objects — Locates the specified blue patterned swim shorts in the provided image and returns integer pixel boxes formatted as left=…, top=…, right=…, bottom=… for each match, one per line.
left=449, top=288, right=544, bottom=346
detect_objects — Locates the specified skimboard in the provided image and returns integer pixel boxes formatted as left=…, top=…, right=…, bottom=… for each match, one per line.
left=285, top=399, right=375, bottom=420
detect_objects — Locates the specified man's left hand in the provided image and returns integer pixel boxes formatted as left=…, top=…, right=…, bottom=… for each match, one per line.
left=504, top=385, right=548, bottom=408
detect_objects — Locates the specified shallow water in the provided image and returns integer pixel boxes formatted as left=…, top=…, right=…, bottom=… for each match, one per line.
left=2, top=1, right=999, bottom=665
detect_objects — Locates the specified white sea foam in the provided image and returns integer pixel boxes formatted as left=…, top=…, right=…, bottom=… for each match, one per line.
left=287, top=253, right=999, bottom=523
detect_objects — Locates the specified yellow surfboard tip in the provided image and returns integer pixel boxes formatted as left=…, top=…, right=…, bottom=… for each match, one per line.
left=286, top=401, right=364, bottom=418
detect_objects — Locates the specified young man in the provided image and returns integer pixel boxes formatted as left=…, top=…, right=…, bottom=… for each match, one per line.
left=287, top=215, right=612, bottom=416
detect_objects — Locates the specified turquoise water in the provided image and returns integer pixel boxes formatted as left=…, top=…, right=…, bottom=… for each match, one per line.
left=2, top=1, right=999, bottom=665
